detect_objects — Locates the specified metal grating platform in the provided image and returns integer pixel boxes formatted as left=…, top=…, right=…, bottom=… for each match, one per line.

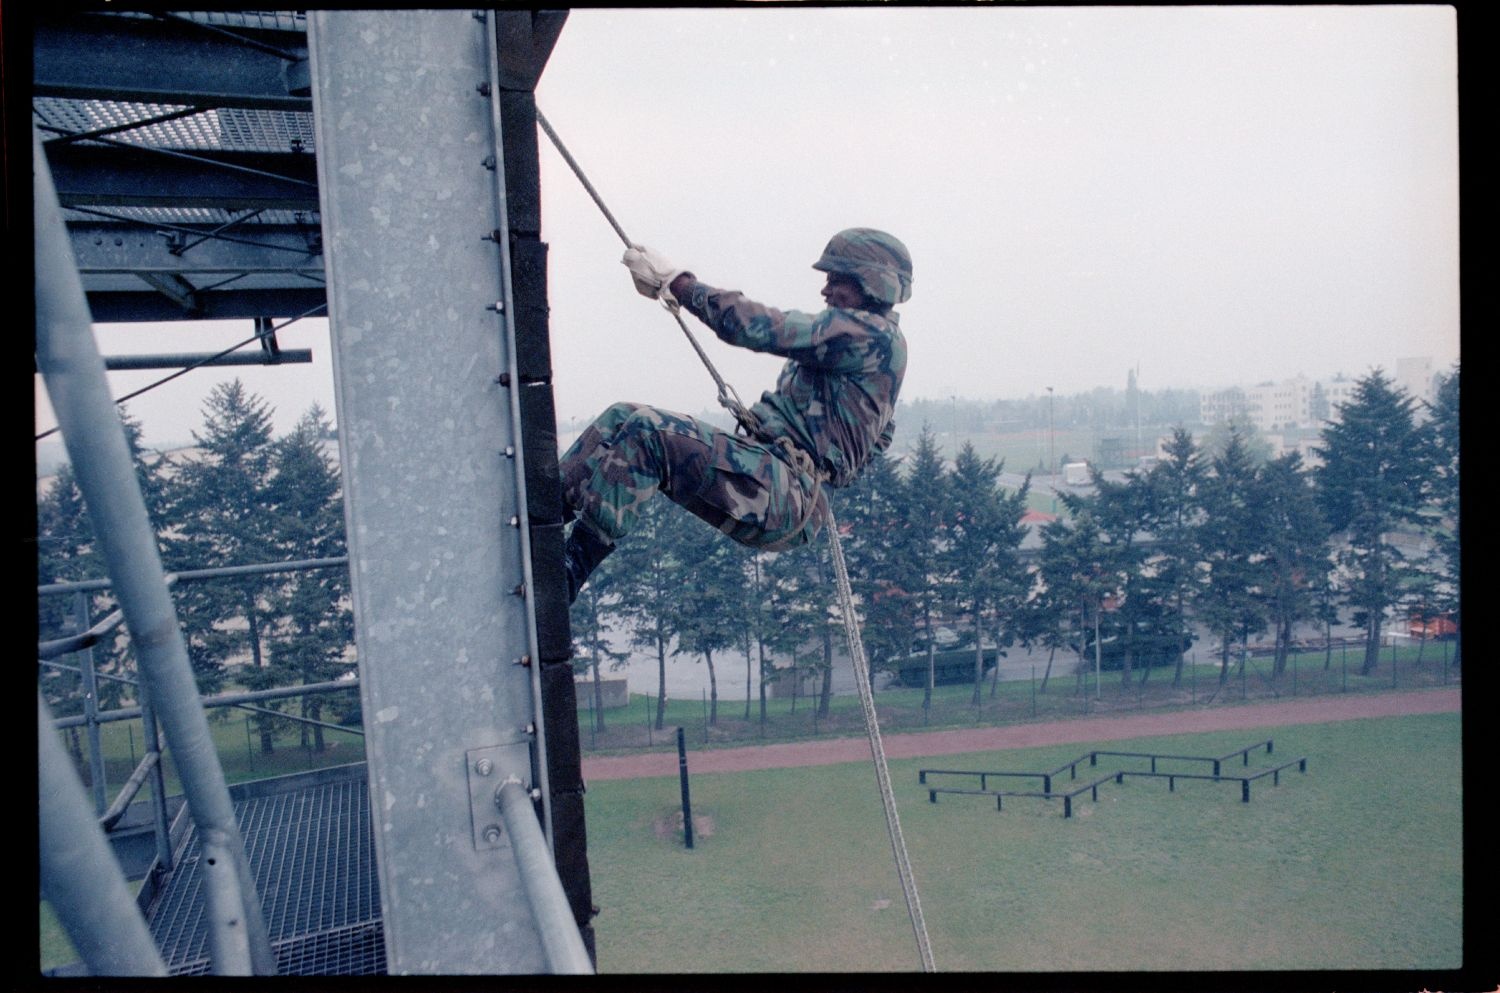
left=141, top=764, right=385, bottom=976
left=34, top=97, right=317, bottom=155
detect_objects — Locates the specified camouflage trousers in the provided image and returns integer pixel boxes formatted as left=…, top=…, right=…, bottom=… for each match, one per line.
left=559, top=401, right=824, bottom=551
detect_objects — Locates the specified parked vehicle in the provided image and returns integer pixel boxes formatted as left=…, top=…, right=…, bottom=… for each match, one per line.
left=1408, top=610, right=1458, bottom=640
left=890, top=624, right=1000, bottom=688
left=1070, top=606, right=1192, bottom=671
left=1063, top=461, right=1091, bottom=486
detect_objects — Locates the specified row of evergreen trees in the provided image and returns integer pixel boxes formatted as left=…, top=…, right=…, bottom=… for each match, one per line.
left=574, top=366, right=1459, bottom=729
left=36, top=365, right=1458, bottom=748
left=37, top=381, right=352, bottom=756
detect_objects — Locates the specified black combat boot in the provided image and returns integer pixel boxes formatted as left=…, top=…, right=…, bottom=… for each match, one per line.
left=563, top=523, right=615, bottom=604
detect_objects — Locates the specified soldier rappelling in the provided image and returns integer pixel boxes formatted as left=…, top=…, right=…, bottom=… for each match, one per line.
left=559, top=228, right=913, bottom=602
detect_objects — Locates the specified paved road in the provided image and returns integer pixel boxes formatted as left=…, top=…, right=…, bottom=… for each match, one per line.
left=580, top=686, right=1460, bottom=782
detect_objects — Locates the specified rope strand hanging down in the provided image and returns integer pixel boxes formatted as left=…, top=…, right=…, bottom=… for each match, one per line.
left=534, top=107, right=936, bottom=972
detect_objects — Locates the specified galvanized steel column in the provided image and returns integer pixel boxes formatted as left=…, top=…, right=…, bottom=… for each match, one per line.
left=307, top=11, right=576, bottom=973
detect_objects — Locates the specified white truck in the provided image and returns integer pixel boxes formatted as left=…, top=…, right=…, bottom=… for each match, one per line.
left=1063, top=461, right=1092, bottom=486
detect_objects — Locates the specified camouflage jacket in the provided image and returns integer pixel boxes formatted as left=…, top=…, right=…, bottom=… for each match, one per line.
left=680, top=280, right=906, bottom=487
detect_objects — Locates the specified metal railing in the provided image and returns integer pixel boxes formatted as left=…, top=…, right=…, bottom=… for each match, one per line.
left=39, top=557, right=356, bottom=830
left=38, top=557, right=364, bottom=971
left=39, top=557, right=350, bottom=659
left=495, top=780, right=594, bottom=974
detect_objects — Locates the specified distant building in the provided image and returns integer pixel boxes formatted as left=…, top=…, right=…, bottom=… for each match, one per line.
left=1199, top=386, right=1248, bottom=426
left=1244, top=376, right=1312, bottom=432
left=1200, top=363, right=1432, bottom=436
left=1396, top=356, right=1440, bottom=416
left=1320, top=374, right=1359, bottom=419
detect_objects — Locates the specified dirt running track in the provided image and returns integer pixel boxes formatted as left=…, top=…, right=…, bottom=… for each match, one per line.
left=580, top=687, right=1461, bottom=782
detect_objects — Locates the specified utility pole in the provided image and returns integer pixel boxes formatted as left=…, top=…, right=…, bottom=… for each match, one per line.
left=1047, top=386, right=1055, bottom=513
left=1132, top=364, right=1142, bottom=460
left=950, top=394, right=958, bottom=464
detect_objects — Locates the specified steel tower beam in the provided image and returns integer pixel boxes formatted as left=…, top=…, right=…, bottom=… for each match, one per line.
left=307, top=10, right=583, bottom=974
left=47, top=145, right=320, bottom=211
left=80, top=287, right=325, bottom=323
left=69, top=222, right=321, bottom=274
left=68, top=220, right=325, bottom=320
left=33, top=12, right=312, bottom=110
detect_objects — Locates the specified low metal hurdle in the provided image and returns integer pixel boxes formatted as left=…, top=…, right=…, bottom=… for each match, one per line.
left=924, top=772, right=1117, bottom=818
left=920, top=740, right=1306, bottom=818
left=1239, top=757, right=1309, bottom=801
left=917, top=752, right=1100, bottom=793
left=1212, top=739, right=1275, bottom=776
left=1088, top=739, right=1273, bottom=776
left=1113, top=756, right=1308, bottom=802
left=920, top=768, right=1056, bottom=792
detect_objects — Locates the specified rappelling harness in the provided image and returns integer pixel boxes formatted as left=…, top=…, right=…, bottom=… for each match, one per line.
left=536, top=109, right=936, bottom=972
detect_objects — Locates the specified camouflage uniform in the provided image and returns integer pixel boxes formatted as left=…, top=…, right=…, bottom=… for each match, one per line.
left=560, top=280, right=907, bottom=552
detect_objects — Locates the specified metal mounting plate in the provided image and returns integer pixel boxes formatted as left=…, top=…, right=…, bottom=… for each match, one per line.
left=465, top=741, right=532, bottom=851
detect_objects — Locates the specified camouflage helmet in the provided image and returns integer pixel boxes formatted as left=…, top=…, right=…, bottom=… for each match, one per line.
left=812, top=228, right=913, bottom=306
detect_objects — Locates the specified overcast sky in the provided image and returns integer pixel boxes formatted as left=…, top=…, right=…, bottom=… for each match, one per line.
left=35, top=6, right=1460, bottom=450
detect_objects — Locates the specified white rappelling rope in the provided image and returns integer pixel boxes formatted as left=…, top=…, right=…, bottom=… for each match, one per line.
left=824, top=511, right=937, bottom=971
left=535, top=106, right=936, bottom=972
left=533, top=109, right=759, bottom=433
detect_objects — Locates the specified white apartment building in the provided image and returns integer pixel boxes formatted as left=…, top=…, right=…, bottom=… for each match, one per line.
left=1198, top=386, right=1248, bottom=426
left=1244, top=376, right=1312, bottom=432
left=1199, top=362, right=1431, bottom=435
left=1396, top=356, right=1441, bottom=410
left=1320, top=375, right=1358, bottom=412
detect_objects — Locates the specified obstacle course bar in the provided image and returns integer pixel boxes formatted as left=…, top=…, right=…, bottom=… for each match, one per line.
left=920, top=740, right=1308, bottom=818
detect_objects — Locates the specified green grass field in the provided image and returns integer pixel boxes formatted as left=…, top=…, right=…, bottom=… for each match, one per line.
left=581, top=711, right=1462, bottom=973
left=42, top=668, right=1460, bottom=974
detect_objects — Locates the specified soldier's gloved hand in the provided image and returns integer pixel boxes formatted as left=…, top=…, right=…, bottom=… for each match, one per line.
left=622, top=245, right=687, bottom=309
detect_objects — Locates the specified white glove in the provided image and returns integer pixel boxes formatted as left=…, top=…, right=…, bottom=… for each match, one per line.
left=622, top=245, right=687, bottom=308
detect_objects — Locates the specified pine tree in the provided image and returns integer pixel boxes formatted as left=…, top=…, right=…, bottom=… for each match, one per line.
left=1256, top=452, right=1329, bottom=677
left=746, top=551, right=775, bottom=723
left=1197, top=428, right=1270, bottom=686
left=1201, top=413, right=1274, bottom=466
left=945, top=443, right=1029, bottom=705
left=1012, top=572, right=1066, bottom=695
left=893, top=425, right=951, bottom=713
left=263, top=405, right=354, bottom=751
left=570, top=557, right=628, bottom=734
left=606, top=498, right=683, bottom=730
left=837, top=450, right=910, bottom=688
left=1087, top=469, right=1160, bottom=689
left=38, top=410, right=174, bottom=716
left=669, top=520, right=748, bottom=726
left=807, top=541, right=841, bottom=718
left=37, top=460, right=103, bottom=768
left=1314, top=370, right=1429, bottom=674
left=1426, top=364, right=1460, bottom=667
left=1138, top=427, right=1205, bottom=687
left=1036, top=503, right=1115, bottom=698
left=169, top=380, right=279, bottom=720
